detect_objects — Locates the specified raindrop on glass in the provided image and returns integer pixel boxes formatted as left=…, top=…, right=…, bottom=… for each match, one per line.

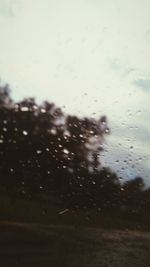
left=63, top=148, right=69, bottom=154
left=36, top=150, right=42, bottom=154
left=22, top=130, right=28, bottom=136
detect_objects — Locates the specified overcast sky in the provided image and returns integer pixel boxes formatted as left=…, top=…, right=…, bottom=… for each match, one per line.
left=0, top=0, right=149, bottom=184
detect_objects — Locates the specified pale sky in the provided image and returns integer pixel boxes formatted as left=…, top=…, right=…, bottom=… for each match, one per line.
left=0, top=0, right=150, bottom=184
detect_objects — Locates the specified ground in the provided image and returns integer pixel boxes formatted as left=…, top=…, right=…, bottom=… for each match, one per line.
left=0, top=221, right=150, bottom=267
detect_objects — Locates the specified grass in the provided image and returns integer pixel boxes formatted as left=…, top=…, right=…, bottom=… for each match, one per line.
left=0, top=193, right=150, bottom=231
left=0, top=221, right=150, bottom=267
left=0, top=193, right=150, bottom=266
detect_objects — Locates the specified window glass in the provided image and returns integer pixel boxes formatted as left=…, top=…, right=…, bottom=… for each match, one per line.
left=0, top=1, right=150, bottom=266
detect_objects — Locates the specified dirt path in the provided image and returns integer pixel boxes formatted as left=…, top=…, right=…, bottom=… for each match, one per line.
left=0, top=221, right=150, bottom=267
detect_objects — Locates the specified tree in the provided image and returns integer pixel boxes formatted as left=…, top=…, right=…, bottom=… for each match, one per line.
left=121, top=177, right=145, bottom=213
left=0, top=82, right=121, bottom=211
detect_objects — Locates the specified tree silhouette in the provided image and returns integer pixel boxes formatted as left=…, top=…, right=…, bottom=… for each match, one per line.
left=0, top=82, right=149, bottom=214
left=120, top=177, right=145, bottom=213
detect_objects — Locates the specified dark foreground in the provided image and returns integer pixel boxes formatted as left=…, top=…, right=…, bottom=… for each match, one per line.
left=0, top=221, right=150, bottom=267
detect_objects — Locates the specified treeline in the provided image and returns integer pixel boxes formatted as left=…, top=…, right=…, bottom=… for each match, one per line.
left=0, top=83, right=150, bottom=215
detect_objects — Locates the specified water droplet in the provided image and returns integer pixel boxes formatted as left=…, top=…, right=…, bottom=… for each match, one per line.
left=50, top=128, right=57, bottom=135
left=64, top=130, right=70, bottom=137
left=22, top=130, right=28, bottom=136
left=21, top=107, right=29, bottom=112
left=105, top=128, right=110, bottom=133
left=36, top=150, right=42, bottom=154
left=59, top=144, right=63, bottom=148
left=63, top=148, right=69, bottom=154
left=33, top=105, right=37, bottom=110
left=41, top=108, right=46, bottom=113
left=68, top=168, right=74, bottom=173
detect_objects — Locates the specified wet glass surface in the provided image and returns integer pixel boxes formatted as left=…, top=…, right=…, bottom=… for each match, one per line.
left=0, top=1, right=150, bottom=266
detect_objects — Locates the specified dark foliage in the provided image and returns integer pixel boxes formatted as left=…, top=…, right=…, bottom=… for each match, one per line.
left=0, top=83, right=148, bottom=214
